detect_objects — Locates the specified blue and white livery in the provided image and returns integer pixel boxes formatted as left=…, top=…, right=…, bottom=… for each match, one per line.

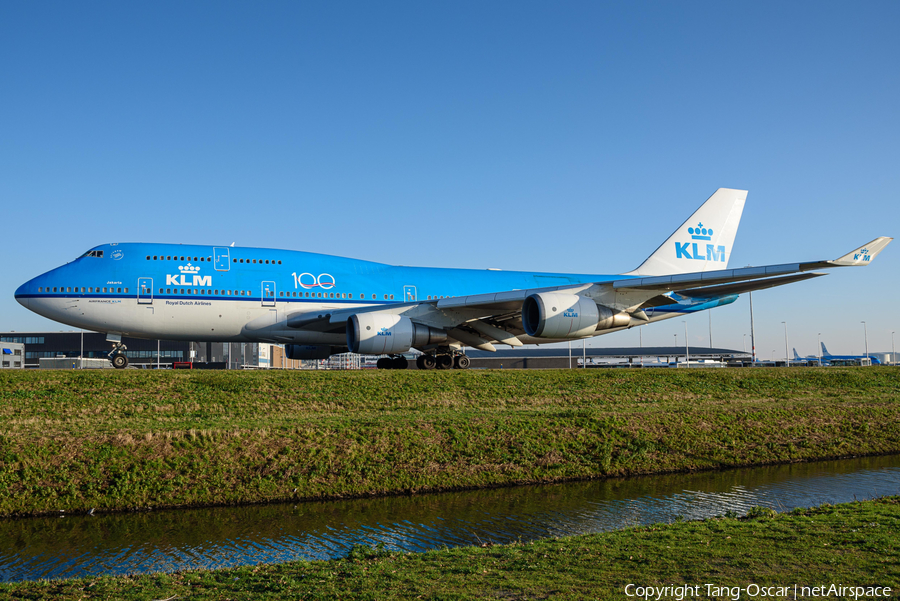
left=15, top=189, right=892, bottom=369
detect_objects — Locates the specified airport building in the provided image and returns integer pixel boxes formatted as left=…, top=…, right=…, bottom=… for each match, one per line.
left=0, top=341, right=24, bottom=369
left=0, top=332, right=260, bottom=369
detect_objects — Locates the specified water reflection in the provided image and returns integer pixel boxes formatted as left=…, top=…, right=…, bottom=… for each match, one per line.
left=2, top=455, right=898, bottom=582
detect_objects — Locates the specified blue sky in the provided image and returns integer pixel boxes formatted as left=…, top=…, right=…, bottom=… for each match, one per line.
left=2, top=1, right=898, bottom=357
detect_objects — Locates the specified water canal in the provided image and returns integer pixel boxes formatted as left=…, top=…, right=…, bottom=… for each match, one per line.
left=2, top=454, right=899, bottom=582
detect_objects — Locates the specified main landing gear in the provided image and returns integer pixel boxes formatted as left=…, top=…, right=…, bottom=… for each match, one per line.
left=415, top=351, right=470, bottom=370
left=376, top=355, right=408, bottom=370
left=374, top=351, right=471, bottom=370
left=108, top=342, right=129, bottom=369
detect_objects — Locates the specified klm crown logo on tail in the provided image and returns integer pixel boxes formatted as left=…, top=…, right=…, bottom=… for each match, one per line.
left=674, top=222, right=727, bottom=262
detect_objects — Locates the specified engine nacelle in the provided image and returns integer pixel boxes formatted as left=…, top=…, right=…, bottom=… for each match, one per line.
left=346, top=313, right=447, bottom=355
left=522, top=292, right=629, bottom=339
left=285, top=344, right=339, bottom=360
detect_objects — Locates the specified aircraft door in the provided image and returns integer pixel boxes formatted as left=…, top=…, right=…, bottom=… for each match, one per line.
left=138, top=277, right=153, bottom=305
left=403, top=285, right=417, bottom=302
left=262, top=281, right=276, bottom=307
left=214, top=247, right=231, bottom=271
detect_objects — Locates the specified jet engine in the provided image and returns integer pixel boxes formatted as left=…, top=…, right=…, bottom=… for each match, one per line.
left=347, top=313, right=447, bottom=355
left=285, top=344, right=339, bottom=360
left=522, top=292, right=629, bottom=339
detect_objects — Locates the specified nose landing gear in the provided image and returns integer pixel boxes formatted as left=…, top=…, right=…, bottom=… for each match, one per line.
left=108, top=342, right=129, bottom=369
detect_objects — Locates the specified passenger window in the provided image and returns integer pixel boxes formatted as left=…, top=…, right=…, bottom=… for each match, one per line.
left=146, top=256, right=150, bottom=260
left=390, top=294, right=394, bottom=300
left=124, top=288, right=128, bottom=293
left=118, top=288, right=122, bottom=293
left=154, top=256, right=158, bottom=260
left=38, top=287, right=42, bottom=292
left=159, top=288, right=163, bottom=293
left=278, top=260, right=282, bottom=264
left=81, top=287, right=85, bottom=293
left=372, top=294, right=376, bottom=299
left=103, top=287, right=107, bottom=293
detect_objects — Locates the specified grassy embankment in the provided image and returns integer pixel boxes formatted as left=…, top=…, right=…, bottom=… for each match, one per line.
left=3, top=497, right=898, bottom=599
left=0, top=367, right=898, bottom=517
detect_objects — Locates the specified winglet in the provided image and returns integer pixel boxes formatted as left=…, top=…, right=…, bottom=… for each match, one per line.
left=828, top=236, right=892, bottom=266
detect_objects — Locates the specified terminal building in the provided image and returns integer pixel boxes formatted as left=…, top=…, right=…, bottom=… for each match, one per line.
left=1, top=341, right=24, bottom=369
left=0, top=332, right=259, bottom=369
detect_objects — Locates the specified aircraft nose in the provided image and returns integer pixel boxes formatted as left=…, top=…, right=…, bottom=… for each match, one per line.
left=15, top=281, right=31, bottom=309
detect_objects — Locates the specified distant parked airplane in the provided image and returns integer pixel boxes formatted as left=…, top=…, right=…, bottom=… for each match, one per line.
left=820, top=342, right=881, bottom=365
left=15, top=188, right=892, bottom=369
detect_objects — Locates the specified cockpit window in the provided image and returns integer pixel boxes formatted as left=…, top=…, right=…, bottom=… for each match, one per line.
left=81, top=250, right=104, bottom=258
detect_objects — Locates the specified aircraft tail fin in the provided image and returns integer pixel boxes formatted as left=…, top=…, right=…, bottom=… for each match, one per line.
left=821, top=342, right=832, bottom=357
left=793, top=348, right=801, bottom=360
left=627, top=188, right=747, bottom=276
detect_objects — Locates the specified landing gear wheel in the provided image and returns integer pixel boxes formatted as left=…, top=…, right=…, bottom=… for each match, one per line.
left=391, top=356, right=408, bottom=370
left=436, top=354, right=454, bottom=370
left=111, top=354, right=128, bottom=369
left=376, top=357, right=392, bottom=370
left=455, top=355, right=470, bottom=369
left=420, top=355, right=437, bottom=370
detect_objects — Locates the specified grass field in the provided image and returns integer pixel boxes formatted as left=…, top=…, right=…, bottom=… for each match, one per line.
left=3, top=496, right=898, bottom=599
left=0, top=367, right=898, bottom=517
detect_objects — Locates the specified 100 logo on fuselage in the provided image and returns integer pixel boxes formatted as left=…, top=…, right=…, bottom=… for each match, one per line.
left=291, top=272, right=336, bottom=289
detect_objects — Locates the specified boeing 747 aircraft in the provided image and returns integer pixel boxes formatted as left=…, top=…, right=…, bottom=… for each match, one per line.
left=15, top=189, right=892, bottom=369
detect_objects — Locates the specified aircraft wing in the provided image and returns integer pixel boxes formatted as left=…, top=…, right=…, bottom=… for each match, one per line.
left=293, top=237, right=891, bottom=350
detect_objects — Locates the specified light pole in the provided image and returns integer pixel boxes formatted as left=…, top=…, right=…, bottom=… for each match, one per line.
left=683, top=321, right=689, bottom=368
left=708, top=311, right=713, bottom=349
left=582, top=338, right=586, bottom=369
left=80, top=329, right=83, bottom=369
left=749, top=290, right=757, bottom=363
left=892, top=331, right=896, bottom=365
left=782, top=321, right=789, bottom=365
left=743, top=334, right=746, bottom=354
left=639, top=328, right=643, bottom=367
left=568, top=340, right=572, bottom=369
left=861, top=321, right=868, bottom=362
left=817, top=333, right=822, bottom=366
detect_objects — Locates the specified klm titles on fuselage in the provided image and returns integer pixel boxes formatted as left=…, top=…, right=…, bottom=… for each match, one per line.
left=166, top=263, right=212, bottom=287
